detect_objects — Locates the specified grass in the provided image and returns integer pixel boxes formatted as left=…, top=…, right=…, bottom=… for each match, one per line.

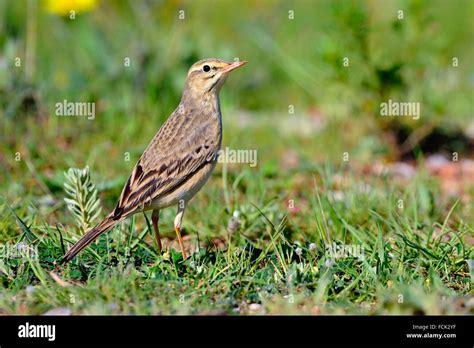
left=0, top=147, right=472, bottom=315
left=0, top=0, right=473, bottom=315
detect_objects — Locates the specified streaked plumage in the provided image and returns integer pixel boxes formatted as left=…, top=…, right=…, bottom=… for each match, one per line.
left=62, top=58, right=247, bottom=263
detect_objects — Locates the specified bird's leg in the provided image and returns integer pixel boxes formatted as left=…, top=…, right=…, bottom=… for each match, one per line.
left=151, top=209, right=162, bottom=253
left=174, top=201, right=187, bottom=260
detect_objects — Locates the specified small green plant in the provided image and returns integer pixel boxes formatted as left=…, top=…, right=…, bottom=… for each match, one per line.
left=63, top=166, right=102, bottom=233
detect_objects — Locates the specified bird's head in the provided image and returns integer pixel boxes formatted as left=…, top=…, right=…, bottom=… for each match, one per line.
left=183, top=58, right=247, bottom=99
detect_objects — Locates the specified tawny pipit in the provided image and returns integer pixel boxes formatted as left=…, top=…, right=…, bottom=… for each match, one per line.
left=62, top=58, right=247, bottom=263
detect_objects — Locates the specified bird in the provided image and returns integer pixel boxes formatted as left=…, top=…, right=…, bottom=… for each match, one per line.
left=61, top=58, right=247, bottom=263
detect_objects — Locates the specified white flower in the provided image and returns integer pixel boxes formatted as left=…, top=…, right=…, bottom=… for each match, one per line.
left=16, top=242, right=28, bottom=251
left=325, top=259, right=334, bottom=268
left=227, top=211, right=241, bottom=233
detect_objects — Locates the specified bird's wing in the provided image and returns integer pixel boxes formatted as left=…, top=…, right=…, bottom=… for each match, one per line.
left=111, top=105, right=219, bottom=219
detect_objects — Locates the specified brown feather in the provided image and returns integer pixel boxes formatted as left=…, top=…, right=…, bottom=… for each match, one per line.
left=112, top=97, right=221, bottom=219
left=61, top=215, right=120, bottom=263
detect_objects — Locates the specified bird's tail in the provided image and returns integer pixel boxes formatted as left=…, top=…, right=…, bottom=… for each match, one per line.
left=61, top=214, right=118, bottom=264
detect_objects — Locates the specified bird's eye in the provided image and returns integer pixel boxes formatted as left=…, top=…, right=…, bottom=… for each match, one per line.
left=202, top=65, right=211, bottom=72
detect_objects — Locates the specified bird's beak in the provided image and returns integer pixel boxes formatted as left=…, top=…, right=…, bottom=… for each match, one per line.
left=221, top=60, right=248, bottom=74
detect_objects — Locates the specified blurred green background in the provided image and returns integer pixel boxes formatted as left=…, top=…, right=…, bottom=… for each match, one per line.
left=1, top=0, right=473, bottom=148
left=1, top=0, right=473, bottom=232
left=1, top=0, right=473, bottom=223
